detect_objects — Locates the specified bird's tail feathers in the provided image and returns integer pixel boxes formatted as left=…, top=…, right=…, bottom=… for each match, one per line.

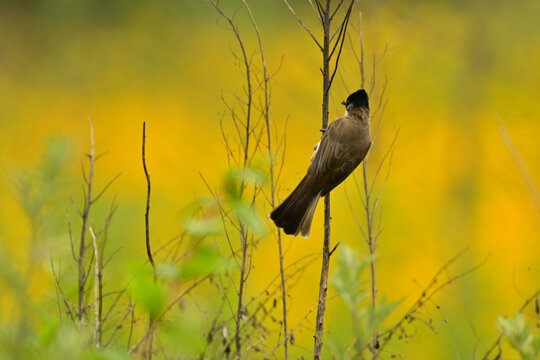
left=269, top=176, right=320, bottom=237
left=298, top=193, right=320, bottom=238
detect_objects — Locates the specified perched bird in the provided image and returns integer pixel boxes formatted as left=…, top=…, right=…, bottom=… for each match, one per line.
left=270, top=89, right=371, bottom=238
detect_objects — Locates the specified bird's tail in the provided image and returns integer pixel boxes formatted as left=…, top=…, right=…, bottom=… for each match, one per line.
left=269, top=176, right=320, bottom=238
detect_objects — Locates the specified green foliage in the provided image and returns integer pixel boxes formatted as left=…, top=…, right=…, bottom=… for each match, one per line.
left=325, top=339, right=354, bottom=360
left=156, top=244, right=229, bottom=281
left=331, top=245, right=370, bottom=309
left=230, top=199, right=265, bottom=236
left=0, top=319, right=134, bottom=360
left=182, top=166, right=268, bottom=239
left=9, top=138, right=72, bottom=231
left=224, top=167, right=267, bottom=235
left=361, top=295, right=401, bottom=340
left=183, top=217, right=222, bottom=237
left=161, top=310, right=207, bottom=356
left=223, top=167, right=267, bottom=200
left=330, top=244, right=401, bottom=358
left=0, top=241, right=24, bottom=294
left=129, top=267, right=166, bottom=318
left=179, top=244, right=227, bottom=278
left=498, top=312, right=540, bottom=360
left=83, top=349, right=133, bottom=360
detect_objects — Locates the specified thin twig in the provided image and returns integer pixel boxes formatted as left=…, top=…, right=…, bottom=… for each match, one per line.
left=378, top=249, right=490, bottom=350
left=481, top=288, right=540, bottom=360
left=314, top=2, right=333, bottom=359
left=142, top=122, right=156, bottom=276
left=50, top=257, right=76, bottom=323
left=91, top=173, right=121, bottom=205
left=358, top=15, right=378, bottom=355
left=281, top=0, right=323, bottom=51
left=142, top=122, right=156, bottom=360
left=241, top=1, right=289, bottom=358
left=89, top=227, right=102, bottom=348
left=78, top=118, right=95, bottom=321
left=498, top=119, right=540, bottom=214
left=209, top=3, right=256, bottom=358
left=359, top=12, right=365, bottom=88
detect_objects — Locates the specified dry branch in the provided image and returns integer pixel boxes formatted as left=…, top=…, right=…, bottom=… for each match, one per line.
left=78, top=118, right=96, bottom=321
left=142, top=122, right=156, bottom=277
left=89, top=227, right=102, bottom=348
left=378, top=249, right=489, bottom=350
left=240, top=1, right=290, bottom=358
left=280, top=1, right=356, bottom=358
left=481, top=288, right=540, bottom=360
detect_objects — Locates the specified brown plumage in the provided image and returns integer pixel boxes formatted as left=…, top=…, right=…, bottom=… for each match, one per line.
left=270, top=89, right=371, bottom=238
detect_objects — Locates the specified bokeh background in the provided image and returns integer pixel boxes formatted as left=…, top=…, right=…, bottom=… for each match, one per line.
left=1, top=0, right=539, bottom=358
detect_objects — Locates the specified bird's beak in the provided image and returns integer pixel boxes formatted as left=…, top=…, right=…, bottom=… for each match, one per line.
left=341, top=100, right=347, bottom=106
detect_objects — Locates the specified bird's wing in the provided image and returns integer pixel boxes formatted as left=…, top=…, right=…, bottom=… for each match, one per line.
left=310, top=117, right=369, bottom=195
left=311, top=118, right=347, bottom=177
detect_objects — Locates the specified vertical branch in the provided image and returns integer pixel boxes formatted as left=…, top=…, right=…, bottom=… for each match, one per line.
left=358, top=14, right=379, bottom=359
left=241, top=1, right=289, bottom=358
left=142, top=122, right=156, bottom=360
left=210, top=1, right=252, bottom=169
left=363, top=159, right=378, bottom=356
left=481, top=288, right=540, bottom=360
left=359, top=12, right=365, bottom=88
left=314, top=1, right=333, bottom=359
left=78, top=118, right=95, bottom=321
left=236, top=225, right=248, bottom=360
left=209, top=3, right=253, bottom=358
left=89, top=227, right=101, bottom=348
left=142, top=122, right=157, bottom=276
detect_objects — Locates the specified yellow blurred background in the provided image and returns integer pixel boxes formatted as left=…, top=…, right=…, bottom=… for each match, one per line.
left=1, top=0, right=539, bottom=358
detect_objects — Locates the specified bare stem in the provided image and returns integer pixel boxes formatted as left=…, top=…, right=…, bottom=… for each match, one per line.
left=358, top=14, right=378, bottom=359
left=209, top=3, right=255, bottom=358
left=281, top=0, right=355, bottom=357
left=89, top=227, right=102, bottom=348
left=359, top=12, right=365, bottom=88
left=378, top=249, right=489, bottom=350
left=282, top=0, right=323, bottom=51
left=142, top=122, right=156, bottom=276
left=482, top=289, right=540, bottom=359
left=362, top=160, right=378, bottom=358
left=142, top=122, right=156, bottom=360
left=314, top=1, right=332, bottom=359
left=241, top=1, right=289, bottom=358
left=78, top=118, right=95, bottom=321
left=235, top=226, right=248, bottom=360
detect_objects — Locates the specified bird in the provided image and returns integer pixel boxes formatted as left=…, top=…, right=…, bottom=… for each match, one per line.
left=269, top=89, right=371, bottom=238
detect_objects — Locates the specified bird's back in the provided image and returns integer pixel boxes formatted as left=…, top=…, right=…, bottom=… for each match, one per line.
left=309, top=112, right=371, bottom=196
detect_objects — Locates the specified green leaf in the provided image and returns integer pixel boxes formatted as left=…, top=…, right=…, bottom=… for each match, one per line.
left=41, top=138, right=71, bottom=182
left=325, top=337, right=352, bottom=360
left=532, top=335, right=540, bottom=354
left=46, top=324, right=91, bottom=359
left=225, top=167, right=267, bottom=186
left=331, top=244, right=370, bottom=309
left=364, top=296, right=402, bottom=337
left=183, top=217, right=222, bottom=237
left=161, top=311, right=207, bottom=355
left=223, top=167, right=267, bottom=199
left=232, top=200, right=265, bottom=236
left=38, top=319, right=61, bottom=347
left=156, top=262, right=181, bottom=280
left=497, top=312, right=534, bottom=357
left=179, top=197, right=218, bottom=215
left=180, top=244, right=226, bottom=278
left=129, top=271, right=166, bottom=318
left=83, top=348, right=133, bottom=360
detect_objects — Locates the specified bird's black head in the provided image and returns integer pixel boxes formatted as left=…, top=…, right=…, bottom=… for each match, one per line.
left=342, top=89, right=369, bottom=109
